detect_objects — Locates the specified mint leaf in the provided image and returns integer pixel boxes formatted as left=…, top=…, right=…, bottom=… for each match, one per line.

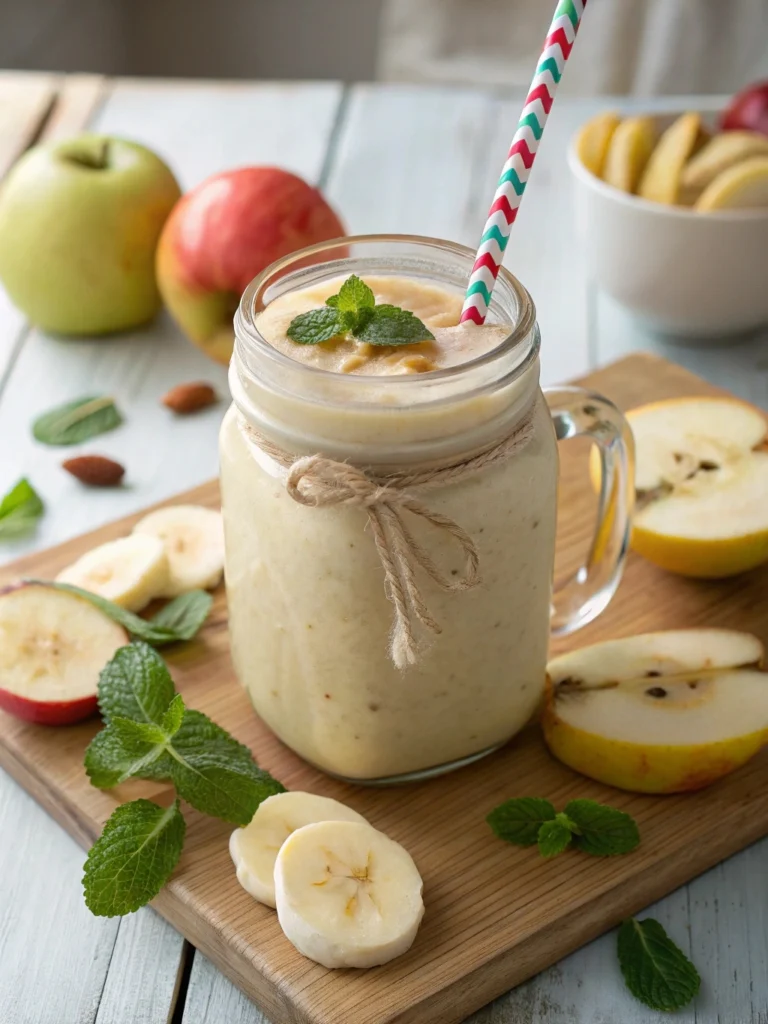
left=617, top=918, right=701, bottom=1012
left=357, top=305, right=435, bottom=346
left=150, top=591, right=213, bottom=642
left=328, top=274, right=375, bottom=313
left=487, top=797, right=556, bottom=846
left=538, top=816, right=574, bottom=857
left=84, top=725, right=170, bottom=788
left=98, top=642, right=176, bottom=725
left=33, top=395, right=122, bottom=446
left=83, top=799, right=185, bottom=917
left=161, top=694, right=185, bottom=737
left=565, top=799, right=640, bottom=856
left=0, top=478, right=44, bottom=539
left=112, top=716, right=168, bottom=748
left=286, top=307, right=342, bottom=345
left=167, top=709, right=285, bottom=825
left=45, top=582, right=212, bottom=646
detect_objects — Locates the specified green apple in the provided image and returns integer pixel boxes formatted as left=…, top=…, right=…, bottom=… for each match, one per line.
left=0, top=134, right=181, bottom=335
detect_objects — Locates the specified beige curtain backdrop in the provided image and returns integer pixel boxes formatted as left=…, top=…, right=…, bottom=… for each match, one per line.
left=378, top=0, right=768, bottom=94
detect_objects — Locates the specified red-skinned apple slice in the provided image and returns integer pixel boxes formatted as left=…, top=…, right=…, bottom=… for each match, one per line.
left=0, top=581, right=127, bottom=725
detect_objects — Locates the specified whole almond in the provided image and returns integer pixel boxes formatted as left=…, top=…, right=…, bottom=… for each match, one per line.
left=62, top=455, right=125, bottom=487
left=162, top=382, right=218, bottom=415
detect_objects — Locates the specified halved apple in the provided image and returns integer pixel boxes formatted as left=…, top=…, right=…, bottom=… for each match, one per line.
left=622, top=397, right=768, bottom=577
left=543, top=629, right=768, bottom=793
left=0, top=581, right=127, bottom=725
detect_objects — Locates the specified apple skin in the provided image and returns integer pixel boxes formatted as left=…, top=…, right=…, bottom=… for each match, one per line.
left=0, top=687, right=98, bottom=726
left=720, top=81, right=768, bottom=137
left=0, top=134, right=181, bottom=335
left=156, top=167, right=346, bottom=364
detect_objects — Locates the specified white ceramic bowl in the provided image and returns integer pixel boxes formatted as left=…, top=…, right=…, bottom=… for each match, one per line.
left=567, top=133, right=768, bottom=340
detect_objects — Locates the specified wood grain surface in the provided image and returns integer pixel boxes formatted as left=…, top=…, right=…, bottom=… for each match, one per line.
left=1, top=353, right=767, bottom=1024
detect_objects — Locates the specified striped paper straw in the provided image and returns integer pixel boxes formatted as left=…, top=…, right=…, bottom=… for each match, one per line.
left=461, top=0, right=588, bottom=324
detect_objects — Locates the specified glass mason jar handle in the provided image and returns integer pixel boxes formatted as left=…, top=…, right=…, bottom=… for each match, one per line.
left=544, top=386, right=635, bottom=637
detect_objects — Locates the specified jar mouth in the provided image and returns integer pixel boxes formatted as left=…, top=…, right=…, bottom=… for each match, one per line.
left=234, top=233, right=539, bottom=393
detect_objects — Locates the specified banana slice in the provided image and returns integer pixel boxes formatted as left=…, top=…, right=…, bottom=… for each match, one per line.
left=575, top=111, right=620, bottom=177
left=681, top=131, right=768, bottom=194
left=56, top=534, right=169, bottom=612
left=230, top=792, right=368, bottom=908
left=637, top=112, right=702, bottom=205
left=602, top=116, right=657, bottom=194
left=274, top=820, right=424, bottom=968
left=695, top=156, right=768, bottom=211
left=133, top=505, right=224, bottom=597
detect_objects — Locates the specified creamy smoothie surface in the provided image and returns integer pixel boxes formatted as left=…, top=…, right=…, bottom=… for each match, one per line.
left=255, top=275, right=512, bottom=375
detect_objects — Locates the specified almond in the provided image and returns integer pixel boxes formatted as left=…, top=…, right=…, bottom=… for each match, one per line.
left=62, top=455, right=125, bottom=487
left=162, top=382, right=218, bottom=415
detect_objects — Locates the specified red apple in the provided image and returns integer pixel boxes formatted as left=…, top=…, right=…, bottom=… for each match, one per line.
left=0, top=581, right=127, bottom=725
left=720, top=81, right=768, bottom=137
left=156, top=167, right=346, bottom=364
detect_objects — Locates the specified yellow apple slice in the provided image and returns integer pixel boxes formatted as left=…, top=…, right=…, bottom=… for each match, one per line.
left=695, top=156, right=768, bottom=211
left=681, top=131, right=768, bottom=195
left=602, top=116, right=657, bottom=194
left=627, top=397, right=768, bottom=577
left=637, top=113, right=702, bottom=205
left=575, top=111, right=620, bottom=178
left=543, top=629, right=768, bottom=793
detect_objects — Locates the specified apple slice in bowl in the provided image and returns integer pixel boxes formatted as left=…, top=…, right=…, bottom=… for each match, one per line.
left=0, top=581, right=127, bottom=725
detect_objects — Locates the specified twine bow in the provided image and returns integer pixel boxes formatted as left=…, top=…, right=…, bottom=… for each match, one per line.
left=245, top=399, right=537, bottom=669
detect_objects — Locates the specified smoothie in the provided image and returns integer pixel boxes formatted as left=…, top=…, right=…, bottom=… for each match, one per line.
left=220, top=269, right=559, bottom=780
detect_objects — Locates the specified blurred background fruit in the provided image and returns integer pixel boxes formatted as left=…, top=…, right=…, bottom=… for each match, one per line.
left=720, top=80, right=768, bottom=137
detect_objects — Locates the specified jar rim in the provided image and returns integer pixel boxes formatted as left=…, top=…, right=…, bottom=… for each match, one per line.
left=234, top=233, right=539, bottom=389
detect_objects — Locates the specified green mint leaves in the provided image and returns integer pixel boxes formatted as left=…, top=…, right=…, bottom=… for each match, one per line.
left=287, top=274, right=435, bottom=348
left=47, top=581, right=213, bottom=647
left=487, top=797, right=639, bottom=858
left=0, top=478, right=44, bottom=539
left=618, top=918, right=701, bottom=1012
left=33, top=395, right=123, bottom=446
left=83, top=642, right=285, bottom=916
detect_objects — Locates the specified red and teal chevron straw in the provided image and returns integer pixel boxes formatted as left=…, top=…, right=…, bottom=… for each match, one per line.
left=461, top=0, right=588, bottom=324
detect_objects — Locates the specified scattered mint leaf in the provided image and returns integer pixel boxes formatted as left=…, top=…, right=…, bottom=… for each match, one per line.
left=487, top=797, right=556, bottom=846
left=617, top=918, right=701, bottom=1012
left=83, top=799, right=185, bottom=917
left=286, top=307, right=342, bottom=345
left=0, top=478, right=44, bottom=539
left=537, top=816, right=573, bottom=858
left=565, top=799, right=640, bottom=856
left=149, top=591, right=213, bottom=642
left=44, top=581, right=212, bottom=647
left=329, top=274, right=375, bottom=313
left=33, top=395, right=122, bottom=446
left=161, top=694, right=185, bottom=737
left=356, top=304, right=435, bottom=346
left=166, top=709, right=285, bottom=826
left=97, top=642, right=176, bottom=725
left=84, top=725, right=170, bottom=788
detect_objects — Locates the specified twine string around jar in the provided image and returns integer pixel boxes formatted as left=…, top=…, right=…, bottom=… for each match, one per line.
left=244, top=398, right=538, bottom=669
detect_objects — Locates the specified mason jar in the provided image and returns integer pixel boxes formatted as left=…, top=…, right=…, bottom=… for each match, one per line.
left=220, top=235, right=634, bottom=783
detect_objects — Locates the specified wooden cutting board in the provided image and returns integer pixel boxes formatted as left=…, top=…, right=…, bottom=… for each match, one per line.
left=2, top=353, right=767, bottom=1024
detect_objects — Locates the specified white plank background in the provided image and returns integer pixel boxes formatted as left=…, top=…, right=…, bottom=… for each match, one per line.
left=1, top=76, right=767, bottom=1024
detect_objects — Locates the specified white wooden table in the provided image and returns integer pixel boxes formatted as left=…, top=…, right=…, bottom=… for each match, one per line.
left=1, top=73, right=766, bottom=1024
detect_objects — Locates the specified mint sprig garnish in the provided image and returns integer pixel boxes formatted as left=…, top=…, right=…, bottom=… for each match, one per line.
left=0, top=478, right=44, bottom=539
left=287, top=274, right=435, bottom=347
left=44, top=580, right=213, bottom=647
left=83, top=642, right=284, bottom=916
left=618, top=918, right=701, bottom=1012
left=487, top=797, right=639, bottom=858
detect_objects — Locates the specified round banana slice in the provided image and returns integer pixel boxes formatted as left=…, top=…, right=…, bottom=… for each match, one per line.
left=133, top=504, right=224, bottom=597
left=575, top=111, right=620, bottom=178
left=602, top=116, right=656, bottom=194
left=695, top=156, right=768, bottom=211
left=56, top=534, right=169, bottom=612
left=681, top=130, right=768, bottom=193
left=230, top=791, right=368, bottom=908
left=275, top=820, right=425, bottom=969
left=637, top=112, right=702, bottom=205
